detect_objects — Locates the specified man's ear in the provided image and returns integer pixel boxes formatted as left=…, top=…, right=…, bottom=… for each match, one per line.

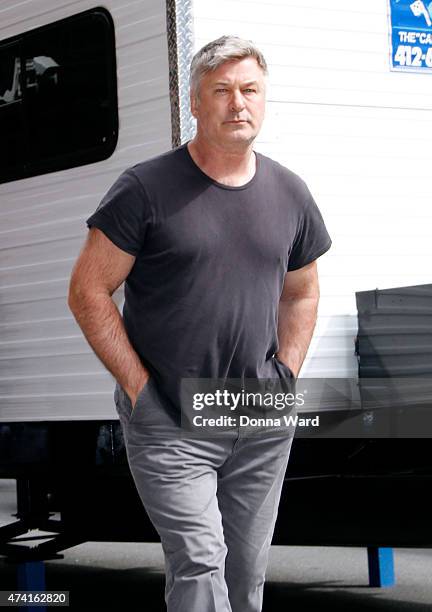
left=190, top=91, right=199, bottom=119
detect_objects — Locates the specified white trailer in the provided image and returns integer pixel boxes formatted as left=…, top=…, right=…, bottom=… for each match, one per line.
left=1, top=0, right=432, bottom=595
left=1, top=0, right=432, bottom=423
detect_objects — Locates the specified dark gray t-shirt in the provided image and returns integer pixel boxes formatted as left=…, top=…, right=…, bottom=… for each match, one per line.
left=86, top=142, right=331, bottom=411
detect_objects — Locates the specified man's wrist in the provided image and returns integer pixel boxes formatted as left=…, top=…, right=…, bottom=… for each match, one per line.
left=124, top=372, right=150, bottom=404
left=276, top=352, right=298, bottom=378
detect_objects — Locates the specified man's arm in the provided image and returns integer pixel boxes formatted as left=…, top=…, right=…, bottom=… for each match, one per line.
left=276, top=260, right=320, bottom=378
left=68, top=227, right=149, bottom=408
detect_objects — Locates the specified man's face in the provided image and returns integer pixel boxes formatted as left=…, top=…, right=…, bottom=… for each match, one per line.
left=190, top=57, right=266, bottom=150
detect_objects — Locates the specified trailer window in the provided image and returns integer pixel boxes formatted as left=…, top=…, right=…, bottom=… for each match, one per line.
left=0, top=8, right=118, bottom=184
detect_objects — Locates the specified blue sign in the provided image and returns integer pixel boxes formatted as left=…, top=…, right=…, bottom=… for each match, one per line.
left=388, top=0, right=432, bottom=71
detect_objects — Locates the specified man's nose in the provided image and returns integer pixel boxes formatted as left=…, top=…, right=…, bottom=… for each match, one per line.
left=230, top=90, right=245, bottom=112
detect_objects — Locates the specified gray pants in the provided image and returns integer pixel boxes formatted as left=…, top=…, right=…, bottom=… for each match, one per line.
left=114, top=377, right=294, bottom=612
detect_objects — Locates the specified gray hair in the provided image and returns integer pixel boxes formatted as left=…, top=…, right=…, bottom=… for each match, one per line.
left=189, top=35, right=268, bottom=96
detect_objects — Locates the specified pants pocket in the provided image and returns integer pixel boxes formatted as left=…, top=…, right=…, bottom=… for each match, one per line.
left=115, top=379, right=153, bottom=425
left=273, top=356, right=295, bottom=380
left=272, top=357, right=297, bottom=398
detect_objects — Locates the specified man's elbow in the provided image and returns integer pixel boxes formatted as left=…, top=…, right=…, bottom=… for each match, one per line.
left=67, top=276, right=84, bottom=315
left=67, top=272, right=95, bottom=315
left=307, top=287, right=320, bottom=311
left=310, top=285, right=320, bottom=302
left=68, top=271, right=112, bottom=315
left=281, top=286, right=320, bottom=304
left=301, top=275, right=320, bottom=303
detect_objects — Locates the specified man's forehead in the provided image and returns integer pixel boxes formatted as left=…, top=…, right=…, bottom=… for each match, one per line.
left=213, top=79, right=260, bottom=87
left=204, top=57, right=265, bottom=84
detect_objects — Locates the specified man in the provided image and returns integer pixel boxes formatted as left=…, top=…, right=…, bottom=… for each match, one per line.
left=68, top=35, right=331, bottom=612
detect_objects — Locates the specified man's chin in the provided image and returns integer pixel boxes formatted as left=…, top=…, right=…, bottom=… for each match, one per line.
left=224, top=123, right=250, bottom=132
left=221, top=129, right=256, bottom=143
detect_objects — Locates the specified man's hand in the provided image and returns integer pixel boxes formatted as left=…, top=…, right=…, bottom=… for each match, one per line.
left=128, top=373, right=151, bottom=410
left=276, top=260, right=320, bottom=378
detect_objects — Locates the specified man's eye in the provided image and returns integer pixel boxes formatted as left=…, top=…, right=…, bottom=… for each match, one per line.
left=215, top=88, right=228, bottom=93
left=244, top=88, right=256, bottom=93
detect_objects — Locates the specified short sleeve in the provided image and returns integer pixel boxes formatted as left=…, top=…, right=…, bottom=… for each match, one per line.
left=287, top=186, right=332, bottom=271
left=86, top=169, right=151, bottom=256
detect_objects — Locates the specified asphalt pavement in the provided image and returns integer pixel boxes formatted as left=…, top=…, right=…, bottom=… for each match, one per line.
left=1, top=479, right=431, bottom=611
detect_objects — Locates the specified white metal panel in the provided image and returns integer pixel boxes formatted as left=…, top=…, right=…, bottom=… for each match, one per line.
left=0, top=0, right=172, bottom=420
left=2, top=0, right=431, bottom=421
left=193, top=0, right=432, bottom=377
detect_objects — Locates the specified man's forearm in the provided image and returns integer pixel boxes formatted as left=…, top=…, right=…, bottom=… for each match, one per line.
left=276, top=296, right=319, bottom=378
left=68, top=291, right=148, bottom=399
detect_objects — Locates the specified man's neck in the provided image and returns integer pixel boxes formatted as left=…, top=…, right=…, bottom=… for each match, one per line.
left=187, top=137, right=256, bottom=187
